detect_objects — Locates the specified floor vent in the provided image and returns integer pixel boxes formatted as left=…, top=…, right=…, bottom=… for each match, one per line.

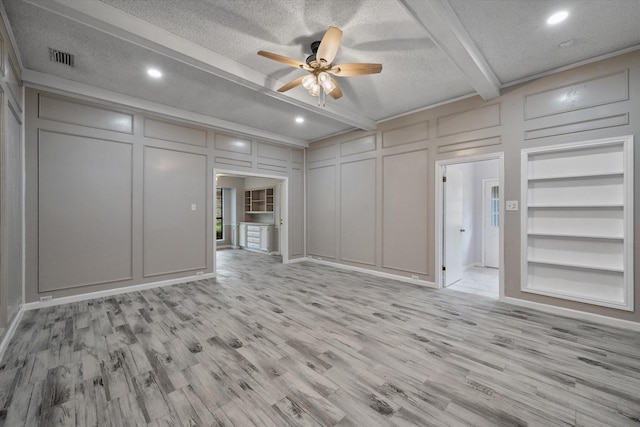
left=48, top=48, right=74, bottom=67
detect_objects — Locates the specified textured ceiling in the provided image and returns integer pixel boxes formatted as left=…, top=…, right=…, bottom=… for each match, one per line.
left=4, top=0, right=640, bottom=144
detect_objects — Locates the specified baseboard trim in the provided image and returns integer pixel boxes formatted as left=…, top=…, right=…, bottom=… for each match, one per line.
left=502, top=297, right=640, bottom=332
left=22, top=273, right=216, bottom=311
left=0, top=307, right=25, bottom=362
left=298, top=257, right=437, bottom=289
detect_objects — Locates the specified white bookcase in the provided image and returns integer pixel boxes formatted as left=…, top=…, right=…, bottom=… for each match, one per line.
left=521, top=136, right=634, bottom=311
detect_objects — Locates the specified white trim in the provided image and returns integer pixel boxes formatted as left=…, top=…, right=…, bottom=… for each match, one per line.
left=0, top=307, right=24, bottom=361
left=435, top=153, right=505, bottom=300
left=22, top=70, right=308, bottom=148
left=0, top=1, right=25, bottom=70
left=502, top=297, right=640, bottom=332
left=213, top=169, right=288, bottom=266
left=520, top=135, right=634, bottom=311
left=22, top=273, right=215, bottom=311
left=298, top=256, right=437, bottom=289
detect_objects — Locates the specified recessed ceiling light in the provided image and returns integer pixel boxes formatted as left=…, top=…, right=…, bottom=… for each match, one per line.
left=147, top=68, right=162, bottom=78
left=547, top=10, right=568, bottom=25
left=295, top=117, right=304, bottom=124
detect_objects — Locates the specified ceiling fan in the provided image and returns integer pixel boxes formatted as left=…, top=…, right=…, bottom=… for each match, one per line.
left=258, top=26, right=382, bottom=105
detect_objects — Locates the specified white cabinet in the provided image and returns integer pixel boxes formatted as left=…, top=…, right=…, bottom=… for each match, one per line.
left=239, top=222, right=273, bottom=253
left=259, top=226, right=271, bottom=251
left=521, top=136, right=633, bottom=311
left=238, top=223, right=247, bottom=247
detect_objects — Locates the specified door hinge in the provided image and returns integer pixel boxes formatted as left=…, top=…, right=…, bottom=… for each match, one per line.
left=442, top=265, right=446, bottom=271
left=442, top=176, right=447, bottom=183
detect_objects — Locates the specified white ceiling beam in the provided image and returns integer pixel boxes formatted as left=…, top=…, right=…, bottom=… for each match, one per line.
left=23, top=0, right=377, bottom=131
left=23, top=70, right=309, bottom=148
left=398, top=0, right=501, bottom=100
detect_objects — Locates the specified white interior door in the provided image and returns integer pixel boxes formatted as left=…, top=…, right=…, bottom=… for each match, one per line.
left=444, top=168, right=463, bottom=287
left=483, top=179, right=500, bottom=268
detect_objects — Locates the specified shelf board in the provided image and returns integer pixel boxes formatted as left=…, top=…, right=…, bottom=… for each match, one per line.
left=246, top=211, right=274, bottom=214
left=527, top=204, right=623, bottom=209
left=527, top=231, right=623, bottom=241
left=527, top=171, right=623, bottom=181
left=528, top=258, right=624, bottom=273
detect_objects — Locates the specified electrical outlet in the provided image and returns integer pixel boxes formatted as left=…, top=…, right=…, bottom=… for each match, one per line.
left=411, top=275, right=419, bottom=280
left=196, top=271, right=204, bottom=276
left=506, top=200, right=519, bottom=211
left=191, top=204, right=197, bottom=211
left=40, top=296, right=53, bottom=302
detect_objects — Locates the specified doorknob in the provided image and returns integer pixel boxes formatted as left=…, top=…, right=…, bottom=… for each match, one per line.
left=460, top=229, right=466, bottom=232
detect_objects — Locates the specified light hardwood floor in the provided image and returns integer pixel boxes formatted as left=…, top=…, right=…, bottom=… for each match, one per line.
left=1, top=249, right=639, bottom=426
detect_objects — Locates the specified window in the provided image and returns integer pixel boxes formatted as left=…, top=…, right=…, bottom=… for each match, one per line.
left=216, top=188, right=223, bottom=240
left=490, top=185, right=499, bottom=227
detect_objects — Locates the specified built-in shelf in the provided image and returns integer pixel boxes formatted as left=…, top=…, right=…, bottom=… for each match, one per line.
left=521, top=136, right=633, bottom=311
left=528, top=204, right=623, bottom=209
left=527, top=171, right=623, bottom=181
left=527, top=231, right=623, bottom=240
left=245, top=187, right=275, bottom=214
left=527, top=258, right=624, bottom=273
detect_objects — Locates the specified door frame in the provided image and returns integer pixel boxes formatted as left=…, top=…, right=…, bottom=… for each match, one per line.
left=435, top=152, right=504, bottom=300
left=213, top=168, right=289, bottom=268
left=482, top=178, right=500, bottom=268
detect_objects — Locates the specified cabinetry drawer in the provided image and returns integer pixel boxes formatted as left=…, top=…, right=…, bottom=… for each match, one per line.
left=247, top=236, right=260, bottom=244
left=247, top=225, right=260, bottom=233
left=247, top=230, right=260, bottom=238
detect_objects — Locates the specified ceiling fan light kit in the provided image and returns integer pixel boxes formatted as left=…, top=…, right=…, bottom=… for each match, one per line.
left=258, top=26, right=382, bottom=107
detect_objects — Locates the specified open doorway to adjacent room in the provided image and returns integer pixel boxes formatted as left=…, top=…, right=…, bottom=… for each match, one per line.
left=214, top=170, right=288, bottom=273
left=436, top=154, right=503, bottom=299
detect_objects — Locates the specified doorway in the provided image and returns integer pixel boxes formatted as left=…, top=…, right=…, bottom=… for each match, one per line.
left=214, top=169, right=288, bottom=274
left=436, top=154, right=503, bottom=299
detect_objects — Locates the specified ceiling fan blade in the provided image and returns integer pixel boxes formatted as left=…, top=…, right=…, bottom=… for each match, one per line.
left=277, top=76, right=305, bottom=92
left=257, top=50, right=306, bottom=69
left=328, top=77, right=343, bottom=99
left=316, top=26, right=343, bottom=64
left=330, top=63, right=382, bottom=76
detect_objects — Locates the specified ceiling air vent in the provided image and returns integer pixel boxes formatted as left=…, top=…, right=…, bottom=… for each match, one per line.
left=48, top=48, right=74, bottom=67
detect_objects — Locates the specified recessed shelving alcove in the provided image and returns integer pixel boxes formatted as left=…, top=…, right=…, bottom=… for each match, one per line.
left=521, top=136, right=633, bottom=310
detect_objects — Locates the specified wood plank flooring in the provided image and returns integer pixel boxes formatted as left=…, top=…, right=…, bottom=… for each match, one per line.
left=1, top=249, right=639, bottom=426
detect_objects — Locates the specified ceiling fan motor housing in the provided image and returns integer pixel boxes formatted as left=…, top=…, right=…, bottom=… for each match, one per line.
left=306, top=40, right=322, bottom=65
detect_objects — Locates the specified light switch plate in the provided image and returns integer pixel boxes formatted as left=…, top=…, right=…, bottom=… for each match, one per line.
left=191, top=204, right=196, bottom=211
left=506, top=200, right=519, bottom=211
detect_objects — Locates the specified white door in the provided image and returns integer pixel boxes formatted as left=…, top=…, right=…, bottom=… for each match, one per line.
left=483, top=179, right=500, bottom=268
left=444, top=168, right=463, bottom=287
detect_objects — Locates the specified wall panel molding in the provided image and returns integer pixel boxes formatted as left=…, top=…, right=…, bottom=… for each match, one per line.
left=38, top=130, right=133, bottom=292
left=382, top=121, right=429, bottom=148
left=524, top=70, right=628, bottom=120
left=340, top=159, right=376, bottom=266
left=39, top=94, right=133, bottom=134
left=308, top=144, right=337, bottom=163
left=307, top=165, right=336, bottom=259
left=381, top=149, right=429, bottom=275
left=437, top=103, right=500, bottom=137
left=144, top=117, right=207, bottom=146
left=524, top=113, right=629, bottom=140
left=143, top=146, right=207, bottom=277
left=340, top=134, right=376, bottom=157
left=214, top=133, right=252, bottom=155
left=437, top=136, right=501, bottom=154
